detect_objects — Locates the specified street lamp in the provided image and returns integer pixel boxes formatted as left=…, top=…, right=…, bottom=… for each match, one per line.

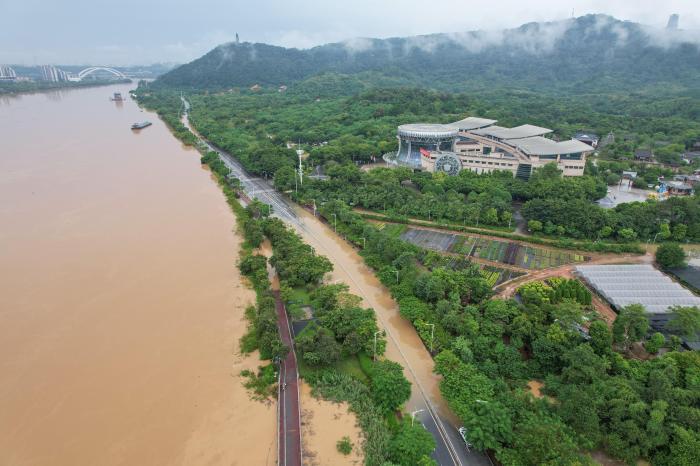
left=332, top=213, right=337, bottom=232
left=361, top=237, right=366, bottom=249
left=411, top=409, right=425, bottom=426
left=420, top=322, right=435, bottom=353
left=373, top=330, right=386, bottom=361
left=395, top=270, right=399, bottom=283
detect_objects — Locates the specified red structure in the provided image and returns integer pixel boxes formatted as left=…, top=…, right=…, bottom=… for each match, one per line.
left=274, top=289, right=302, bottom=466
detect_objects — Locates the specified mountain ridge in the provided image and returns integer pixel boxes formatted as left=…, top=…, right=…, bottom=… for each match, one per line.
left=156, top=15, right=700, bottom=93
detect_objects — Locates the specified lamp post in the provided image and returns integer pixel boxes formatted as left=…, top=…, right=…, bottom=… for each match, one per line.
left=395, top=270, right=399, bottom=283
left=332, top=213, right=337, bottom=232
left=361, top=237, right=366, bottom=249
left=411, top=409, right=425, bottom=426
left=312, top=199, right=317, bottom=216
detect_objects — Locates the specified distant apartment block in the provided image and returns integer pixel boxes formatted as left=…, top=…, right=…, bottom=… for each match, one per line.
left=39, top=65, right=70, bottom=82
left=0, top=65, right=17, bottom=81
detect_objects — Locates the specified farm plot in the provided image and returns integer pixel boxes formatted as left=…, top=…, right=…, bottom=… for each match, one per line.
left=400, top=228, right=459, bottom=252
left=400, top=227, right=588, bottom=270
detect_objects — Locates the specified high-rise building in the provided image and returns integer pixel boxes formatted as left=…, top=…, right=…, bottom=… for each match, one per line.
left=667, top=14, right=679, bottom=30
left=0, top=65, right=17, bottom=81
left=39, top=65, right=69, bottom=82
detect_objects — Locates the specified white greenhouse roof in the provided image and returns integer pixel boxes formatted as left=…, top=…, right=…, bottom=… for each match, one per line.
left=447, top=117, right=497, bottom=131
left=575, top=265, right=700, bottom=314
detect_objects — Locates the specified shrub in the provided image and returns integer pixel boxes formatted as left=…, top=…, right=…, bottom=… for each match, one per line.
left=336, top=436, right=353, bottom=455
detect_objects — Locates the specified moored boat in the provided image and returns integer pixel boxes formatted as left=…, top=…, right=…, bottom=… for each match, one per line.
left=131, top=121, right=152, bottom=130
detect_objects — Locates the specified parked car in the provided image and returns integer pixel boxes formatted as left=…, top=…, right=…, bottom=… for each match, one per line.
left=458, top=427, right=473, bottom=449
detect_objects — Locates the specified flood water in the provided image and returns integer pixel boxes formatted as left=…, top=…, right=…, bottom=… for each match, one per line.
left=0, top=83, right=275, bottom=465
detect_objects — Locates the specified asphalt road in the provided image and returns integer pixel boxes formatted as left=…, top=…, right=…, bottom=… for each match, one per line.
left=181, top=99, right=491, bottom=466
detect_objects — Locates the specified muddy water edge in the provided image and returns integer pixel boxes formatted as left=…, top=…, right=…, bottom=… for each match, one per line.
left=0, top=83, right=275, bottom=465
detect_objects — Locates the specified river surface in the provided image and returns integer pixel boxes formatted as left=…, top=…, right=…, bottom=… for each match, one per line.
left=0, top=83, right=275, bottom=466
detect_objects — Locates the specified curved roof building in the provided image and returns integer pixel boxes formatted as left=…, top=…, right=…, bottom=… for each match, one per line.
left=395, top=124, right=458, bottom=168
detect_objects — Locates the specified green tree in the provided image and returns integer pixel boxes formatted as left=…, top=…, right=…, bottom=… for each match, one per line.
left=295, top=323, right=342, bottom=366
left=528, top=220, right=543, bottom=232
left=612, top=304, right=650, bottom=350
left=498, top=413, right=580, bottom=466
left=588, top=320, right=612, bottom=356
left=388, top=419, right=436, bottom=466
left=667, top=306, right=700, bottom=337
left=655, top=243, right=686, bottom=269
left=462, top=401, right=513, bottom=451
left=645, top=332, right=666, bottom=354
left=672, top=224, right=688, bottom=242
left=370, top=360, right=411, bottom=414
left=273, top=165, right=296, bottom=191
left=658, top=223, right=672, bottom=240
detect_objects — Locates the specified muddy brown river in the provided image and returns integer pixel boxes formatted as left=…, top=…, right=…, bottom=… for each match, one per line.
left=0, top=83, right=275, bottom=466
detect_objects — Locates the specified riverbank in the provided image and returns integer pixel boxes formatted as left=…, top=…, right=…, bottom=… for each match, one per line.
left=0, top=78, right=132, bottom=95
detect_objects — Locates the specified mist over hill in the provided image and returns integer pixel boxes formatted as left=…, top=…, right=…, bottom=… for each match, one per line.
left=156, top=15, right=700, bottom=93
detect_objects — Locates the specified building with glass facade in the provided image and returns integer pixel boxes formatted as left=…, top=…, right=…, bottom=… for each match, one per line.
left=386, top=116, right=593, bottom=179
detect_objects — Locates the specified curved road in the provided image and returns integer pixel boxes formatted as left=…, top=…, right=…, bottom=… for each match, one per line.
left=181, top=98, right=491, bottom=466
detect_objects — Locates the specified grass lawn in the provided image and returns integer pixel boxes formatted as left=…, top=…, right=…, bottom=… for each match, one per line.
left=382, top=223, right=407, bottom=238
left=286, top=287, right=313, bottom=320
left=297, top=352, right=372, bottom=385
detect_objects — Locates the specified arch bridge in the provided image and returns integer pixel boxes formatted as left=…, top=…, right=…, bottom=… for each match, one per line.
left=77, top=67, right=127, bottom=80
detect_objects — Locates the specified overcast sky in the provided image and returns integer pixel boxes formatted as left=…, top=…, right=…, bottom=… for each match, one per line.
left=1, top=0, right=698, bottom=66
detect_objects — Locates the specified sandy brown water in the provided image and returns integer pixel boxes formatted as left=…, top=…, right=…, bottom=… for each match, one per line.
left=0, top=83, right=274, bottom=466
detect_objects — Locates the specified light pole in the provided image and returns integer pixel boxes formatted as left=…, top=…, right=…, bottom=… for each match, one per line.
left=420, top=322, right=435, bottom=353
left=332, top=213, right=337, bottom=232
left=361, top=237, right=366, bottom=249
left=373, top=330, right=385, bottom=361
left=411, top=409, right=425, bottom=426
left=311, top=199, right=317, bottom=216
left=428, top=210, right=431, bottom=221
left=395, top=270, right=399, bottom=283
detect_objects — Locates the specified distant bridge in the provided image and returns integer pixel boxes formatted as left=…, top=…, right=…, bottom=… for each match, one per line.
left=77, top=67, right=126, bottom=80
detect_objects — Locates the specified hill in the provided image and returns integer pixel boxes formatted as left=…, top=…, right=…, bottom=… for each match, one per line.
left=156, top=15, right=700, bottom=94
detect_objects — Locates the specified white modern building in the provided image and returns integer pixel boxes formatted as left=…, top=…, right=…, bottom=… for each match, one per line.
left=0, top=65, right=17, bottom=81
left=39, top=65, right=70, bottom=82
left=387, top=116, right=594, bottom=179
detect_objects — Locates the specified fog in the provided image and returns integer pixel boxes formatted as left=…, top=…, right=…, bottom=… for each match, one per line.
left=1, top=0, right=699, bottom=65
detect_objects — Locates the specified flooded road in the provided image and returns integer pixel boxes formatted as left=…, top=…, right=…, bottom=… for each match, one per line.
left=0, top=84, right=275, bottom=465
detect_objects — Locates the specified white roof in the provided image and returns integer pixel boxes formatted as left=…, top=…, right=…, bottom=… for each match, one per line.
left=576, top=264, right=700, bottom=314
left=472, top=124, right=552, bottom=140
left=447, top=117, right=497, bottom=131
left=511, top=137, right=593, bottom=156
left=398, top=124, right=458, bottom=139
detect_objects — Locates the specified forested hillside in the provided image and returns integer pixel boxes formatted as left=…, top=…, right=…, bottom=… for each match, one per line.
left=157, top=15, right=700, bottom=93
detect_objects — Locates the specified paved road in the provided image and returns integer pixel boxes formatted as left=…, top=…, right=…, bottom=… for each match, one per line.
left=273, top=289, right=302, bottom=466
left=181, top=98, right=490, bottom=466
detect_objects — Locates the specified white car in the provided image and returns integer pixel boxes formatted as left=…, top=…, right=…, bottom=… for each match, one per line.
left=458, top=427, right=473, bottom=449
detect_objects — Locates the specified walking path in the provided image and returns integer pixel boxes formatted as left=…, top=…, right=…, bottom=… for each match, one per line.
left=273, top=288, right=302, bottom=466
